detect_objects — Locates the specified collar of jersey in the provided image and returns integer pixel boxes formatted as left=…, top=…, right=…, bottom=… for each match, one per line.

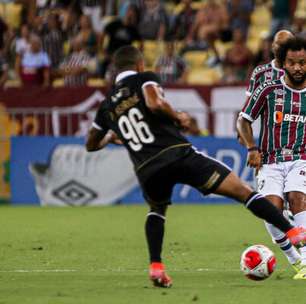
left=280, top=75, right=306, bottom=93
left=271, top=59, right=282, bottom=71
left=115, top=70, right=137, bottom=83
left=271, top=59, right=282, bottom=72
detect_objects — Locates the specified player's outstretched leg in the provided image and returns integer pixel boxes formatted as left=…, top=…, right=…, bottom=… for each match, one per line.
left=213, top=172, right=306, bottom=247
left=287, top=192, right=306, bottom=280
left=145, top=206, right=172, bottom=288
left=261, top=195, right=301, bottom=272
left=264, top=221, right=302, bottom=272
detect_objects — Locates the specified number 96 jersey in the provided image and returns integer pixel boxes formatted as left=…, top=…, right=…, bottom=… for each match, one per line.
left=93, top=71, right=191, bottom=181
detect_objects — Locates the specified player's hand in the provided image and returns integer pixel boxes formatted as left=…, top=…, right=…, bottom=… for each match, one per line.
left=177, top=111, right=192, bottom=130
left=108, top=130, right=123, bottom=145
left=247, top=150, right=262, bottom=174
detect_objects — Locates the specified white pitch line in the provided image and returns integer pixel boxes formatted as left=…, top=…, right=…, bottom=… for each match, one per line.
left=0, top=268, right=240, bottom=273
left=0, top=269, right=77, bottom=273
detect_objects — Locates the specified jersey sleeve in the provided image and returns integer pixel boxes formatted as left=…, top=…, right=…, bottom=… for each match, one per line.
left=92, top=102, right=110, bottom=134
left=246, top=69, right=258, bottom=97
left=140, top=71, right=161, bottom=89
left=240, top=84, right=267, bottom=122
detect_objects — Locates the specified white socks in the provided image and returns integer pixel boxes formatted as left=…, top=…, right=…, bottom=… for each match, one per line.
left=294, top=211, right=306, bottom=266
left=264, top=221, right=301, bottom=264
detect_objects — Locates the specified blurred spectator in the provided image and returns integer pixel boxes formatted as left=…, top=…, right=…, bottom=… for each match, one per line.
left=253, top=34, right=273, bottom=66
left=100, top=4, right=142, bottom=77
left=81, top=0, right=117, bottom=33
left=35, top=0, right=58, bottom=16
left=154, top=39, right=187, bottom=84
left=171, top=0, right=196, bottom=41
left=15, top=24, right=32, bottom=56
left=19, top=36, right=50, bottom=87
left=138, top=0, right=169, bottom=40
left=0, top=17, right=8, bottom=51
left=58, top=36, right=90, bottom=87
left=104, top=61, right=116, bottom=90
left=291, top=13, right=306, bottom=38
left=14, top=23, right=32, bottom=82
left=75, top=14, right=98, bottom=57
left=222, top=28, right=253, bottom=83
left=0, top=48, right=8, bottom=87
left=61, top=8, right=80, bottom=41
left=32, top=15, right=44, bottom=36
left=183, top=0, right=229, bottom=52
left=269, top=0, right=291, bottom=37
left=227, top=0, right=254, bottom=39
left=41, top=13, right=64, bottom=69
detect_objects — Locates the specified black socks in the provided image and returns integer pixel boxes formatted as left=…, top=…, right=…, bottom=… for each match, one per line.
left=145, top=212, right=165, bottom=263
left=245, top=192, right=293, bottom=233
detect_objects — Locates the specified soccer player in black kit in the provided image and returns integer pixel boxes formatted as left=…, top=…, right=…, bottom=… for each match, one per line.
left=86, top=45, right=306, bottom=288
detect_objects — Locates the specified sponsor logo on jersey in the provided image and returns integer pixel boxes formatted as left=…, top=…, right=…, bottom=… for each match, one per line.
left=275, top=98, right=284, bottom=105
left=281, top=148, right=293, bottom=156
left=274, top=89, right=285, bottom=96
left=274, top=112, right=306, bottom=123
left=292, top=101, right=301, bottom=108
left=273, top=111, right=283, bottom=123
left=283, top=114, right=306, bottom=123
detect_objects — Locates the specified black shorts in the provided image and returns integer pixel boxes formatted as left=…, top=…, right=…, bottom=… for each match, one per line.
left=140, top=148, right=231, bottom=207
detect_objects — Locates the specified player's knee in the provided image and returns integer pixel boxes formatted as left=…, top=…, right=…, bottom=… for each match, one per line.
left=149, top=205, right=168, bottom=216
left=287, top=191, right=306, bottom=214
left=215, top=172, right=253, bottom=203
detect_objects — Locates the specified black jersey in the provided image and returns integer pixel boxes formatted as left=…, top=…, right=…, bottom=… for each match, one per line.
left=93, top=71, right=191, bottom=181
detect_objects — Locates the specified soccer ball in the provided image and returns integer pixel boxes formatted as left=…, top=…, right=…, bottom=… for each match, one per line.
left=240, top=244, right=276, bottom=280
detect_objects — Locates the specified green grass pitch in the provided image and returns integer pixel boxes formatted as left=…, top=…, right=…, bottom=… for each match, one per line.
left=0, top=204, right=305, bottom=304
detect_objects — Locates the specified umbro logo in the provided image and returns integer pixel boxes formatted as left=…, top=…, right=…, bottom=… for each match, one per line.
left=52, top=180, right=97, bottom=206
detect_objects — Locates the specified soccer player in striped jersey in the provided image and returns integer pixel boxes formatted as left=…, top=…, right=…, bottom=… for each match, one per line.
left=238, top=30, right=294, bottom=145
left=237, top=36, right=306, bottom=279
left=246, top=30, right=293, bottom=98
left=238, top=30, right=302, bottom=270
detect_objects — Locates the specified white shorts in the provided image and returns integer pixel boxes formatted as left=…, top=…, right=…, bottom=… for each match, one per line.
left=256, top=160, right=306, bottom=199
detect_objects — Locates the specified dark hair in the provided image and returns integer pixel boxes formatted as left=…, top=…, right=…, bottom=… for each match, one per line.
left=277, top=36, right=306, bottom=67
left=113, top=45, right=143, bottom=71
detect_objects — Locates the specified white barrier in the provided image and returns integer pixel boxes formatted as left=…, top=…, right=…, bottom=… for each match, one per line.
left=29, top=145, right=138, bottom=206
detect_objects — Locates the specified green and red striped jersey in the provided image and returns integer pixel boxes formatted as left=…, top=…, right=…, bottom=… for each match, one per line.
left=241, top=76, right=306, bottom=164
left=246, top=60, right=284, bottom=97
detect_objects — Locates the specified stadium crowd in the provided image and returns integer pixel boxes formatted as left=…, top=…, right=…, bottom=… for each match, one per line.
left=0, top=0, right=304, bottom=88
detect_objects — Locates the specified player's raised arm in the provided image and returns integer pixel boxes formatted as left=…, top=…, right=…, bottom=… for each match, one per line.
left=142, top=83, right=191, bottom=130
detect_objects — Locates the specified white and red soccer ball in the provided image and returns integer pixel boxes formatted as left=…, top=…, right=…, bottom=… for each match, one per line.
left=240, top=244, right=276, bottom=280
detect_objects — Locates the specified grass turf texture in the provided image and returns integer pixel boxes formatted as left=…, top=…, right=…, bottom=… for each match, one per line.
left=0, top=204, right=305, bottom=304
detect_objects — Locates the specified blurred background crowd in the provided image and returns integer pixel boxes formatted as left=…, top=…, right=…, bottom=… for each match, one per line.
left=0, top=0, right=304, bottom=88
